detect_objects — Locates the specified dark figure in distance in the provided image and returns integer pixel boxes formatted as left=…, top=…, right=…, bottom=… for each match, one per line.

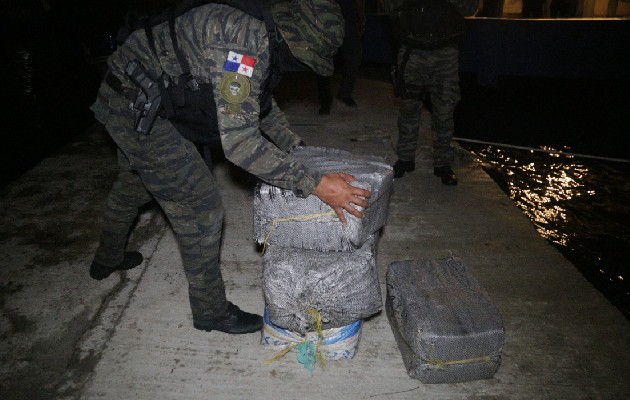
left=317, top=0, right=366, bottom=114
left=384, top=0, right=479, bottom=185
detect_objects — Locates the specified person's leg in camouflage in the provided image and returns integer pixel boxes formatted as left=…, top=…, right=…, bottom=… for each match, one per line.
left=393, top=48, right=427, bottom=178
left=394, top=97, right=422, bottom=178
left=428, top=46, right=460, bottom=185
left=335, top=2, right=362, bottom=107
left=94, top=107, right=261, bottom=333
left=90, top=150, right=152, bottom=280
left=141, top=143, right=228, bottom=322
left=90, top=111, right=154, bottom=280
left=140, top=123, right=261, bottom=333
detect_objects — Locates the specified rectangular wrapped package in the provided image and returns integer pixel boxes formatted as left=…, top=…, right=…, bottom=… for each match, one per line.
left=386, top=258, right=505, bottom=383
left=254, top=146, right=393, bottom=251
left=263, top=236, right=381, bottom=334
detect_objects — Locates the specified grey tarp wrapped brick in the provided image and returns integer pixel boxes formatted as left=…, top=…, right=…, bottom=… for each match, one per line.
left=386, top=258, right=505, bottom=383
left=254, top=146, right=394, bottom=251
left=263, top=235, right=381, bottom=334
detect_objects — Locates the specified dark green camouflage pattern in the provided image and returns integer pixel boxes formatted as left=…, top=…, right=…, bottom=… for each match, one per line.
left=105, top=4, right=319, bottom=196
left=395, top=45, right=461, bottom=167
left=90, top=4, right=332, bottom=320
left=383, top=0, right=478, bottom=167
left=272, top=0, right=344, bottom=76
left=92, top=89, right=228, bottom=318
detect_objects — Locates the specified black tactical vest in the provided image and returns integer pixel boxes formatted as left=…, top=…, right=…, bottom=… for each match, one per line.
left=391, top=0, right=465, bottom=49
left=118, top=0, right=281, bottom=146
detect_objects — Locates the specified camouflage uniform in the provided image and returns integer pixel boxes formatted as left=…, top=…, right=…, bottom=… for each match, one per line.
left=384, top=0, right=478, bottom=168
left=90, top=2, right=341, bottom=322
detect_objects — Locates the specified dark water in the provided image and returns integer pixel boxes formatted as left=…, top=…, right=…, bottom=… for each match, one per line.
left=456, top=74, right=630, bottom=319
left=458, top=142, right=630, bottom=319
left=2, top=5, right=629, bottom=318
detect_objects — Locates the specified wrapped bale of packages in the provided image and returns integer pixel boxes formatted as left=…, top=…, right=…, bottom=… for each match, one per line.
left=262, top=309, right=362, bottom=362
left=254, top=146, right=393, bottom=251
left=263, top=236, right=381, bottom=334
left=386, top=258, right=505, bottom=384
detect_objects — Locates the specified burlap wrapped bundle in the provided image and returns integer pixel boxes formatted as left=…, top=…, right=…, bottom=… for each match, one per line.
left=254, top=146, right=393, bottom=251
left=386, top=258, right=505, bottom=383
left=262, top=236, right=381, bottom=334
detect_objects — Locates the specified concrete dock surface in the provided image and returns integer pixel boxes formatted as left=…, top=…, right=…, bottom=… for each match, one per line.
left=1, top=69, right=628, bottom=400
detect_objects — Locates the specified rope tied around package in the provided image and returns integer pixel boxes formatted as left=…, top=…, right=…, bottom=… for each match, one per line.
left=263, top=308, right=327, bottom=371
left=425, top=355, right=494, bottom=368
left=260, top=210, right=336, bottom=255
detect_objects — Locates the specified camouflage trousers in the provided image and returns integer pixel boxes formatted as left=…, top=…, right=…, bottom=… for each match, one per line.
left=396, top=45, right=461, bottom=167
left=91, top=87, right=227, bottom=321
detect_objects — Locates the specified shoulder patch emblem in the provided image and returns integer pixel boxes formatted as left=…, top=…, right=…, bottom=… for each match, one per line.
left=220, top=72, right=251, bottom=114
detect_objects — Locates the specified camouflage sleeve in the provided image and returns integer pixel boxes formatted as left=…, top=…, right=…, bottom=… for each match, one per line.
left=259, top=98, right=304, bottom=152
left=217, top=93, right=320, bottom=197
left=181, top=6, right=321, bottom=197
left=446, top=0, right=479, bottom=16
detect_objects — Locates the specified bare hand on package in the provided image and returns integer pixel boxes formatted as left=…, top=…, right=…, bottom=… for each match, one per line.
left=313, top=173, right=371, bottom=224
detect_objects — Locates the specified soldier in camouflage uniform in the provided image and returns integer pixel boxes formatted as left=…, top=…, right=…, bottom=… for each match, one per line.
left=384, top=0, right=478, bottom=185
left=88, top=0, right=371, bottom=334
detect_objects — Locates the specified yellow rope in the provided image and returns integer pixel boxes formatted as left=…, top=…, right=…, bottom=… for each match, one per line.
left=308, top=308, right=327, bottom=368
left=263, top=342, right=300, bottom=366
left=260, top=211, right=336, bottom=255
left=263, top=308, right=327, bottom=368
left=425, top=355, right=493, bottom=368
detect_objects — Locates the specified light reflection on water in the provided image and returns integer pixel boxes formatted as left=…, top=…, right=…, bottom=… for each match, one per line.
left=17, top=49, right=36, bottom=103
left=462, top=143, right=630, bottom=319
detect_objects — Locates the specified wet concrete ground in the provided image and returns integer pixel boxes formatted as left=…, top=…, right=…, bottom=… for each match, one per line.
left=1, top=71, right=629, bottom=399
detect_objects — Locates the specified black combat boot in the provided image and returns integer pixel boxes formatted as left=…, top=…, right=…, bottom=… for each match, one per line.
left=193, top=302, right=263, bottom=334
left=393, top=160, right=415, bottom=178
left=90, top=251, right=144, bottom=280
left=337, top=95, right=357, bottom=107
left=319, top=101, right=331, bottom=115
left=434, top=166, right=458, bottom=186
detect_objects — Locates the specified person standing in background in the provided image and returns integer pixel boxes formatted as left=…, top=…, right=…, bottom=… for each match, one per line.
left=384, top=0, right=479, bottom=185
left=317, top=0, right=366, bottom=115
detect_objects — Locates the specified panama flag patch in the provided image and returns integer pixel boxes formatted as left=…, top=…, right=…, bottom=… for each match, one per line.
left=224, top=51, right=257, bottom=77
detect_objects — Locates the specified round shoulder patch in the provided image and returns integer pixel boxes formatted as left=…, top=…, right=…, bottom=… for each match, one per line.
left=220, top=72, right=251, bottom=104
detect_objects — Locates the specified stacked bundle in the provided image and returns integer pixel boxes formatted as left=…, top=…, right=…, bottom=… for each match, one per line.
left=254, top=147, right=393, bottom=252
left=256, top=147, right=394, bottom=363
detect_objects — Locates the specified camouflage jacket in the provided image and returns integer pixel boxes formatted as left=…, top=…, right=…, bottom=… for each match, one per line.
left=107, top=4, right=320, bottom=197
left=382, top=0, right=479, bottom=17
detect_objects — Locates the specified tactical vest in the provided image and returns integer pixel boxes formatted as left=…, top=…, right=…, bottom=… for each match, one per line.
left=391, top=0, right=465, bottom=50
left=116, top=0, right=281, bottom=146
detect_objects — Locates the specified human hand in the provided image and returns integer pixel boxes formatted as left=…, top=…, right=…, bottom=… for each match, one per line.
left=313, top=173, right=371, bottom=224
